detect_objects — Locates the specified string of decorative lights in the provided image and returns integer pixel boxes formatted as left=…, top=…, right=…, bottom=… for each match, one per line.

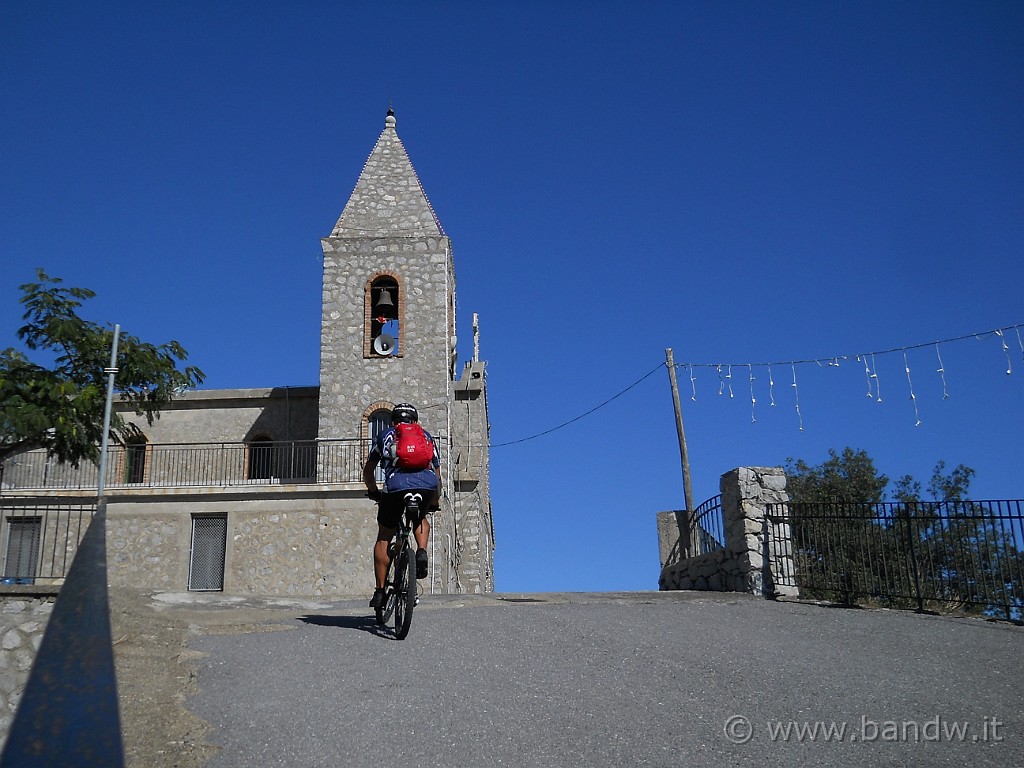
left=490, top=322, right=1023, bottom=448
left=678, top=322, right=1022, bottom=431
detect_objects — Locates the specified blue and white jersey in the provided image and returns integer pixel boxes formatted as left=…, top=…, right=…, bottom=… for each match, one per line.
left=368, top=427, right=440, bottom=493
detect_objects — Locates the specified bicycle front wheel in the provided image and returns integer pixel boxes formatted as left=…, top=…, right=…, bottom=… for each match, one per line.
left=394, top=547, right=417, bottom=640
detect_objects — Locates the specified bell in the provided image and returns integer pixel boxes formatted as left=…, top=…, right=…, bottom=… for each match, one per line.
left=374, top=289, right=395, bottom=317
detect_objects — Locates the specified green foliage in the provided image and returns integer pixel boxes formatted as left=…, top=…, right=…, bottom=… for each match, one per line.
left=784, top=447, right=889, bottom=504
left=0, top=270, right=205, bottom=467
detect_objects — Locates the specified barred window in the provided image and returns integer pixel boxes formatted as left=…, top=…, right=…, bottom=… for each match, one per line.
left=4, top=517, right=40, bottom=582
left=189, top=515, right=227, bottom=591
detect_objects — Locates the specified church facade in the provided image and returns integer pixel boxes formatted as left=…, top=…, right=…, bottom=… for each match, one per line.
left=0, top=111, right=494, bottom=597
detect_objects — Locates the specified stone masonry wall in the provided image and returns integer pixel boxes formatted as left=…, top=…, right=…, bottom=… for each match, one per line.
left=107, top=507, right=187, bottom=590
left=659, top=467, right=797, bottom=598
left=226, top=497, right=379, bottom=595
left=128, top=387, right=320, bottom=445
left=318, top=235, right=453, bottom=440
left=0, top=591, right=57, bottom=749
left=104, top=491, right=389, bottom=596
left=450, top=361, right=493, bottom=593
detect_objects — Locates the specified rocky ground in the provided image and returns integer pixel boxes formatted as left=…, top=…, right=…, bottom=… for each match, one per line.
left=109, top=588, right=216, bottom=768
left=109, top=588, right=324, bottom=767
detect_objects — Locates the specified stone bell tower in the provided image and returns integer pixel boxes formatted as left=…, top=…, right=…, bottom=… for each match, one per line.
left=319, top=110, right=493, bottom=593
left=318, top=108, right=455, bottom=439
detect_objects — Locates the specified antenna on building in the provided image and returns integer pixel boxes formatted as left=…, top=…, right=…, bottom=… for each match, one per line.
left=473, top=313, right=480, bottom=363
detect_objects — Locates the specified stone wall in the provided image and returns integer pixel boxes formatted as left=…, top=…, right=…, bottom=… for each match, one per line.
left=656, top=510, right=685, bottom=569
left=318, top=235, right=454, bottom=440
left=0, top=589, right=57, bottom=749
left=450, top=361, right=494, bottom=593
left=659, top=467, right=798, bottom=598
left=225, top=496, right=378, bottom=595
left=119, top=386, right=320, bottom=445
left=103, top=489, right=395, bottom=596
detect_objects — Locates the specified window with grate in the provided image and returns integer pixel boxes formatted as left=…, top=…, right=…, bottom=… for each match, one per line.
left=189, top=515, right=227, bottom=591
left=4, top=517, right=41, bottom=582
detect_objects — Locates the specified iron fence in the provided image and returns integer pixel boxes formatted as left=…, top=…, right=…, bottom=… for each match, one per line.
left=0, top=502, right=96, bottom=583
left=690, top=494, right=725, bottom=556
left=0, top=499, right=122, bottom=765
left=766, top=499, right=1024, bottom=620
left=0, top=439, right=370, bottom=491
left=662, top=494, right=725, bottom=568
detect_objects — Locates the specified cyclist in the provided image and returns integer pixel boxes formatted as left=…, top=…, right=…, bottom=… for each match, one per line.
left=363, top=403, right=440, bottom=610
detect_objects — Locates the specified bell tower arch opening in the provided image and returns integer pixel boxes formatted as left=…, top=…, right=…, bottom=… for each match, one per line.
left=365, top=274, right=403, bottom=358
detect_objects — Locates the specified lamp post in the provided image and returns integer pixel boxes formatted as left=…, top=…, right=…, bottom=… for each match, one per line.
left=97, top=324, right=120, bottom=499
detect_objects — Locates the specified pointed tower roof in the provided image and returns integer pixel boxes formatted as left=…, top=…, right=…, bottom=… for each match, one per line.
left=329, top=110, right=446, bottom=238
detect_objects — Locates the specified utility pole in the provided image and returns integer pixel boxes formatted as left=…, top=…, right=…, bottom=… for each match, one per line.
left=665, top=348, right=697, bottom=554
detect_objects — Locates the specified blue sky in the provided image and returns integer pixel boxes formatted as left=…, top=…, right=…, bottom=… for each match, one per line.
left=3, top=2, right=1022, bottom=592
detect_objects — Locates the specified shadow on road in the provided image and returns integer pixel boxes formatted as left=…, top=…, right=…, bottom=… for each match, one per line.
left=297, top=613, right=395, bottom=639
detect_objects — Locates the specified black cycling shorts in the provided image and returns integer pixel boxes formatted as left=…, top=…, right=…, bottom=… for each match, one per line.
left=376, top=490, right=432, bottom=531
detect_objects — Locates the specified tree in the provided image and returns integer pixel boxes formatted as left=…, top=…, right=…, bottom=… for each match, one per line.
left=784, top=448, right=891, bottom=604
left=894, top=461, right=1021, bottom=619
left=784, top=447, right=888, bottom=504
left=785, top=449, right=1023, bottom=618
left=0, top=270, right=205, bottom=467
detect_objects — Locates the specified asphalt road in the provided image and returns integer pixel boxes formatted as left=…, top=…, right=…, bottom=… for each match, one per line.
left=153, top=591, right=1024, bottom=768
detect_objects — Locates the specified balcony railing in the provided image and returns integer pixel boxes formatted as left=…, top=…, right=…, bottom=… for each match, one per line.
left=0, top=440, right=372, bottom=492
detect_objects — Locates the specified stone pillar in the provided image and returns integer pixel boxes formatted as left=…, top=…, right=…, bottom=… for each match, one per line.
left=659, top=467, right=799, bottom=597
left=720, top=466, right=798, bottom=598
left=656, top=510, right=685, bottom=569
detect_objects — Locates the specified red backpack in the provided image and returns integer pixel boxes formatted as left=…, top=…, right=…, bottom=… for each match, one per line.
left=393, top=423, right=434, bottom=471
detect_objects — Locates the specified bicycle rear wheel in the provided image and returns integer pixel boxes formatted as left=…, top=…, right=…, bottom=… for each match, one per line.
left=393, top=545, right=416, bottom=640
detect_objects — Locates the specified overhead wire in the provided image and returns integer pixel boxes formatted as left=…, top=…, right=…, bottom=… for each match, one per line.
left=488, top=322, right=1023, bottom=447
left=490, top=362, right=664, bottom=448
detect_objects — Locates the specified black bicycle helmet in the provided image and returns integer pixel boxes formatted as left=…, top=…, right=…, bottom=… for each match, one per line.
left=391, top=403, right=418, bottom=424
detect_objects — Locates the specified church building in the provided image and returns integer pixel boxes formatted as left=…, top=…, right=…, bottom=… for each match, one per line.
left=0, top=111, right=495, bottom=597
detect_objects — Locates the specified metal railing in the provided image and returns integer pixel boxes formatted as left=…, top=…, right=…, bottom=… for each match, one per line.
left=0, top=502, right=95, bottom=583
left=690, top=494, right=725, bottom=556
left=0, top=499, right=123, bottom=765
left=1, top=439, right=370, bottom=491
left=766, top=499, right=1024, bottom=620
left=662, top=494, right=725, bottom=568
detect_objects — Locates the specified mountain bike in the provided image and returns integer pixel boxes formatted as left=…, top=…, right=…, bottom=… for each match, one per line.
left=374, top=491, right=421, bottom=640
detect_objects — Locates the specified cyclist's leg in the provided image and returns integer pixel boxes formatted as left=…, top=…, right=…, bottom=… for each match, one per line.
left=373, top=525, right=395, bottom=588
left=414, top=512, right=430, bottom=550
left=373, top=494, right=404, bottom=587
left=408, top=494, right=432, bottom=578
